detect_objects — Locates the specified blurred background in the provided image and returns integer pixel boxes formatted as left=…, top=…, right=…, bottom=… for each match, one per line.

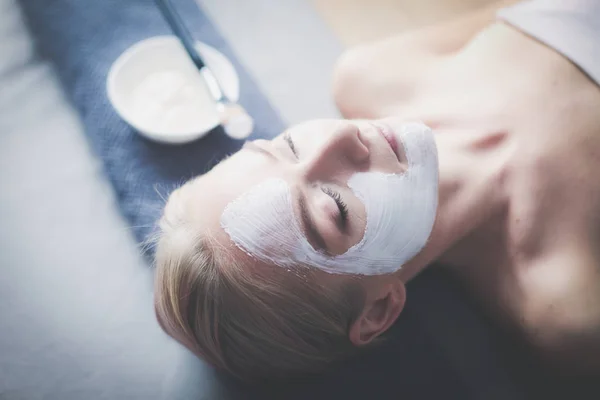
left=312, top=0, right=496, bottom=45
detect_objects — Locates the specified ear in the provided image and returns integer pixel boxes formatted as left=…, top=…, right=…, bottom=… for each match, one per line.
left=349, top=279, right=405, bottom=346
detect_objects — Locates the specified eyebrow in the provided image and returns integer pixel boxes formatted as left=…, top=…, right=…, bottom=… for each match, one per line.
left=242, top=141, right=276, bottom=160
left=298, top=191, right=329, bottom=254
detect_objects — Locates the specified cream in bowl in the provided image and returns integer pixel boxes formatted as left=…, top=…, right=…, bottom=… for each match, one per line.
left=107, top=36, right=240, bottom=144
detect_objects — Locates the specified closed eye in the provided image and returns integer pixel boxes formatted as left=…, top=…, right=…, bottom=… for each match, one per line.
left=322, top=186, right=349, bottom=232
left=284, top=131, right=298, bottom=159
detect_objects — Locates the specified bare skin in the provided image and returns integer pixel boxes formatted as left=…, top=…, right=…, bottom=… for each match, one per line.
left=333, top=4, right=600, bottom=374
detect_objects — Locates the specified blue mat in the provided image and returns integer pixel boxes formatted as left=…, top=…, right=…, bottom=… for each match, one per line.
left=19, top=0, right=285, bottom=245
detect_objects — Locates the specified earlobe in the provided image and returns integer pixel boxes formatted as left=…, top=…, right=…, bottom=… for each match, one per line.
left=349, top=281, right=406, bottom=346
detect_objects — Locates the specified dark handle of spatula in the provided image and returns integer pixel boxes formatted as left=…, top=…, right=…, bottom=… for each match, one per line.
left=154, top=0, right=206, bottom=70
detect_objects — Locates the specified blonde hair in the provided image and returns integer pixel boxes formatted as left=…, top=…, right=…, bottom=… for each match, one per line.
left=153, top=191, right=366, bottom=381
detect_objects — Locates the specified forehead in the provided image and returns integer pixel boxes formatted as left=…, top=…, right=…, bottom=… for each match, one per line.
left=288, top=119, right=345, bottom=141
left=179, top=145, right=284, bottom=242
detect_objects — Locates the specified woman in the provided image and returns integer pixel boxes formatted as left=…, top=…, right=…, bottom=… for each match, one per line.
left=154, top=0, right=600, bottom=380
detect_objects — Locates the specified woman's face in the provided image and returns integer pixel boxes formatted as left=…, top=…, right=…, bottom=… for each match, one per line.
left=180, top=117, right=438, bottom=275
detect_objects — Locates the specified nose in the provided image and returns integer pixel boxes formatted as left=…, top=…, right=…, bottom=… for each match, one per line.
left=302, top=122, right=370, bottom=182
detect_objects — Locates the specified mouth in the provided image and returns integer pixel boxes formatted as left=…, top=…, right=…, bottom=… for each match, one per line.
left=371, top=122, right=407, bottom=163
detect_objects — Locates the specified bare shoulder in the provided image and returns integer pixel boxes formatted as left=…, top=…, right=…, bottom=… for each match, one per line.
left=517, top=247, right=600, bottom=375
left=330, top=1, right=514, bottom=119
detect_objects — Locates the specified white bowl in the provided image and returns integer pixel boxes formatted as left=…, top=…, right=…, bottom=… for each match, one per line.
left=107, top=36, right=240, bottom=144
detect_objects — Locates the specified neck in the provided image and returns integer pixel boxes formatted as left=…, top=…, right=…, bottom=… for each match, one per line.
left=398, top=128, right=513, bottom=282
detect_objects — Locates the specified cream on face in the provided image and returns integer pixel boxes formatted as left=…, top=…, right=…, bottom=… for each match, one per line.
left=220, top=122, right=439, bottom=275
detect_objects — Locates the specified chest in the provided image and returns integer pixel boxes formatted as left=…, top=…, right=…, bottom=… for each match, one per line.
left=429, top=30, right=600, bottom=266
left=417, top=24, right=600, bottom=359
left=428, top=64, right=600, bottom=323
left=438, top=131, right=600, bottom=341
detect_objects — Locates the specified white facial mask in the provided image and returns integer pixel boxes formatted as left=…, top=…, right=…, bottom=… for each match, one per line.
left=221, top=122, right=439, bottom=275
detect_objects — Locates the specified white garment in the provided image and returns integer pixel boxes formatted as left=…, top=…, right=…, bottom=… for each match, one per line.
left=498, top=0, right=600, bottom=85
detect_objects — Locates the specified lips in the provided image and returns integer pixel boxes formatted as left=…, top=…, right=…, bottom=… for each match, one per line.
left=371, top=122, right=404, bottom=161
